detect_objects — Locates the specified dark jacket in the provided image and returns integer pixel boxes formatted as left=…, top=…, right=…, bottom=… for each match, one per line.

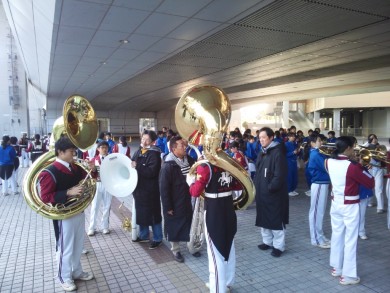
left=159, top=155, right=195, bottom=241
left=132, top=146, right=162, bottom=226
left=254, top=143, right=289, bottom=230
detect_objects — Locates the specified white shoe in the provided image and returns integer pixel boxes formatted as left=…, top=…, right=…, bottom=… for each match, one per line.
left=205, top=282, right=231, bottom=293
left=102, top=228, right=110, bottom=235
left=339, top=276, right=360, bottom=285
left=316, top=242, right=331, bottom=249
left=305, top=190, right=311, bottom=196
left=82, top=248, right=89, bottom=254
left=61, top=280, right=77, bottom=291
left=87, top=229, right=95, bottom=236
left=359, top=235, right=368, bottom=240
left=288, top=192, right=298, bottom=196
left=74, top=271, right=94, bottom=281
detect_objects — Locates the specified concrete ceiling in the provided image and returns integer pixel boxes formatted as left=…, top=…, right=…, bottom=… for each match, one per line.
left=3, top=0, right=390, bottom=114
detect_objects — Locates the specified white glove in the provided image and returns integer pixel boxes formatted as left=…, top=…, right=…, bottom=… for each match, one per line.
left=186, top=173, right=196, bottom=186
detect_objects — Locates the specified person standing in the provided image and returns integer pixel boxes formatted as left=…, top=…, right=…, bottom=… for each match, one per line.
left=87, top=141, right=112, bottom=236
left=285, top=132, right=299, bottom=196
left=105, top=132, right=116, bottom=154
left=255, top=127, right=289, bottom=258
left=39, top=137, right=94, bottom=291
left=188, top=158, right=239, bottom=293
left=19, top=132, right=29, bottom=168
left=0, top=136, right=17, bottom=196
left=159, top=136, right=197, bottom=262
left=112, top=136, right=131, bottom=158
left=131, top=130, right=163, bottom=249
left=325, top=136, right=374, bottom=285
left=28, top=134, right=47, bottom=163
left=10, top=136, right=21, bottom=189
left=307, top=133, right=331, bottom=248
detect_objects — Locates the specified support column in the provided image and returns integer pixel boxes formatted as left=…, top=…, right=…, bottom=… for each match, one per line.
left=282, top=101, right=289, bottom=129
left=333, top=109, right=341, bottom=137
left=313, top=111, right=320, bottom=130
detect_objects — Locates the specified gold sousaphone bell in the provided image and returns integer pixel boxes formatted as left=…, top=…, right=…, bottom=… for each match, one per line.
left=23, top=95, right=98, bottom=220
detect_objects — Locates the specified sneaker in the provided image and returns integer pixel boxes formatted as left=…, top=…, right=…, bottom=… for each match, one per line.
left=288, top=192, right=297, bottom=197
left=317, top=242, right=331, bottom=249
left=149, top=241, right=162, bottom=249
left=82, top=248, right=89, bottom=254
left=258, top=243, right=272, bottom=250
left=305, top=190, right=311, bottom=196
left=61, top=280, right=77, bottom=291
left=271, top=248, right=283, bottom=257
left=331, top=268, right=341, bottom=277
left=74, top=271, right=94, bottom=281
left=174, top=252, right=184, bottom=263
left=2, top=192, right=9, bottom=196
left=377, top=209, right=385, bottom=214
left=359, top=235, right=368, bottom=240
left=339, top=276, right=360, bottom=285
left=132, top=237, right=149, bottom=243
left=102, top=228, right=110, bottom=235
left=192, top=251, right=201, bottom=257
left=205, top=282, right=230, bottom=293
left=367, top=203, right=375, bottom=207
left=87, top=229, right=95, bottom=236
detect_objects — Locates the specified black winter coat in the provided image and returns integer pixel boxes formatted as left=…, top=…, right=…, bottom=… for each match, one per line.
left=132, top=146, right=162, bottom=226
left=159, top=156, right=195, bottom=241
left=254, top=143, right=289, bottom=230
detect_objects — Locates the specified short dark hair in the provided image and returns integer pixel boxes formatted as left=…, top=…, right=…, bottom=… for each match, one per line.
left=259, top=127, right=274, bottom=139
left=98, top=141, right=109, bottom=148
left=10, top=136, right=18, bottom=144
left=143, top=130, right=157, bottom=142
left=34, top=134, right=40, bottom=140
left=328, top=131, right=335, bottom=136
left=169, top=135, right=183, bottom=151
left=368, top=133, right=377, bottom=143
left=105, top=132, right=112, bottom=137
left=287, top=132, right=296, bottom=138
left=332, top=136, right=354, bottom=158
left=230, top=141, right=240, bottom=149
left=55, top=137, right=76, bottom=156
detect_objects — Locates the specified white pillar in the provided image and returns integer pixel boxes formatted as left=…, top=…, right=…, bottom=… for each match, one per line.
left=313, top=111, right=320, bottom=129
left=282, top=101, right=289, bottom=129
left=333, top=109, right=341, bottom=137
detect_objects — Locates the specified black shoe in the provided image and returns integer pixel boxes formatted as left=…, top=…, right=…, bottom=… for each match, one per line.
left=132, top=237, right=149, bottom=243
left=192, top=251, right=201, bottom=257
left=149, top=241, right=162, bottom=249
left=271, top=248, right=282, bottom=257
left=258, top=243, right=272, bottom=250
left=174, top=252, right=184, bottom=263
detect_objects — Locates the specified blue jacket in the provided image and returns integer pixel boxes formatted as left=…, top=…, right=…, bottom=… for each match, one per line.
left=155, top=137, right=166, bottom=153
left=245, top=141, right=258, bottom=162
left=285, top=141, right=298, bottom=162
left=359, top=184, right=373, bottom=199
left=0, top=145, right=16, bottom=166
left=307, top=148, right=330, bottom=184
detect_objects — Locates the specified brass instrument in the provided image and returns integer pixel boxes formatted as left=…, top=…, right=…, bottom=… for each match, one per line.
left=23, top=95, right=98, bottom=220
left=318, top=143, right=336, bottom=156
left=355, top=145, right=390, bottom=166
left=175, top=85, right=256, bottom=210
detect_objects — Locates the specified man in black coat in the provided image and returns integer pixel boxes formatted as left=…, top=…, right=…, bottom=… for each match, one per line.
left=131, top=130, right=163, bottom=249
left=254, top=127, right=289, bottom=257
left=159, top=136, right=197, bottom=262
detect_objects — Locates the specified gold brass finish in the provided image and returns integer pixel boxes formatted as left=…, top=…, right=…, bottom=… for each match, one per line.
left=175, top=85, right=255, bottom=210
left=23, top=94, right=98, bottom=220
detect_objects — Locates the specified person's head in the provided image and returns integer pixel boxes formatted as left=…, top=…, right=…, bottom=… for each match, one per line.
left=162, top=126, right=168, bottom=133
left=98, top=131, right=105, bottom=140
left=1, top=135, right=10, bottom=149
left=274, top=130, right=280, bottom=138
left=157, top=130, right=164, bottom=137
left=141, top=130, right=157, bottom=148
left=97, top=141, right=109, bottom=156
left=119, top=136, right=127, bottom=146
left=334, top=136, right=355, bottom=158
left=34, top=134, right=40, bottom=141
left=290, top=125, right=296, bottom=133
left=368, top=134, right=378, bottom=144
left=328, top=131, right=335, bottom=138
left=167, top=129, right=175, bottom=138
left=10, top=136, right=18, bottom=145
left=259, top=127, right=274, bottom=148
left=314, top=127, right=321, bottom=133
left=229, top=141, right=240, bottom=153
left=308, top=129, right=313, bottom=135
left=55, top=137, right=77, bottom=162
left=229, top=131, right=236, bottom=139
left=105, top=132, right=112, bottom=140
left=308, top=133, right=322, bottom=149
left=297, top=130, right=303, bottom=137
left=169, top=136, right=186, bottom=159
left=287, top=132, right=296, bottom=142
left=248, top=135, right=255, bottom=143
left=279, top=128, right=285, bottom=134
left=22, top=132, right=27, bottom=138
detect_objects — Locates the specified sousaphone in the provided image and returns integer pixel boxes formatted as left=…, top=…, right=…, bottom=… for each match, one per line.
left=23, top=95, right=98, bottom=220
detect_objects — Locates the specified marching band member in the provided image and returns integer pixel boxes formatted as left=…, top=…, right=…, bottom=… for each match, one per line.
left=188, top=158, right=240, bottom=293
left=19, top=132, right=29, bottom=168
left=105, top=132, right=116, bottom=154
left=131, top=130, right=163, bottom=249
left=87, top=141, right=112, bottom=236
left=112, top=136, right=131, bottom=158
left=10, top=136, right=21, bottom=191
left=364, top=134, right=385, bottom=213
left=28, top=134, right=47, bottom=163
left=325, top=136, right=374, bottom=285
left=307, top=133, right=331, bottom=248
left=39, top=137, right=94, bottom=292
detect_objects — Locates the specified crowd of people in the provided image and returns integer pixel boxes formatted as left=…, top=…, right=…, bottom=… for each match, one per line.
left=4, top=125, right=390, bottom=292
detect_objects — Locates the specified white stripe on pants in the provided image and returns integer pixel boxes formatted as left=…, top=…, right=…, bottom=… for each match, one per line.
left=386, top=179, right=390, bottom=229
left=309, top=183, right=329, bottom=245
left=88, top=182, right=112, bottom=231
left=21, top=149, right=29, bottom=167
left=260, top=228, right=285, bottom=251
left=330, top=200, right=359, bottom=278
left=359, top=198, right=369, bottom=237
left=369, top=167, right=384, bottom=210
left=57, top=213, right=84, bottom=283
left=204, top=211, right=235, bottom=293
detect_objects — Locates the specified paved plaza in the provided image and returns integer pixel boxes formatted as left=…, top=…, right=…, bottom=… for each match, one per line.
left=1, top=157, right=389, bottom=293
